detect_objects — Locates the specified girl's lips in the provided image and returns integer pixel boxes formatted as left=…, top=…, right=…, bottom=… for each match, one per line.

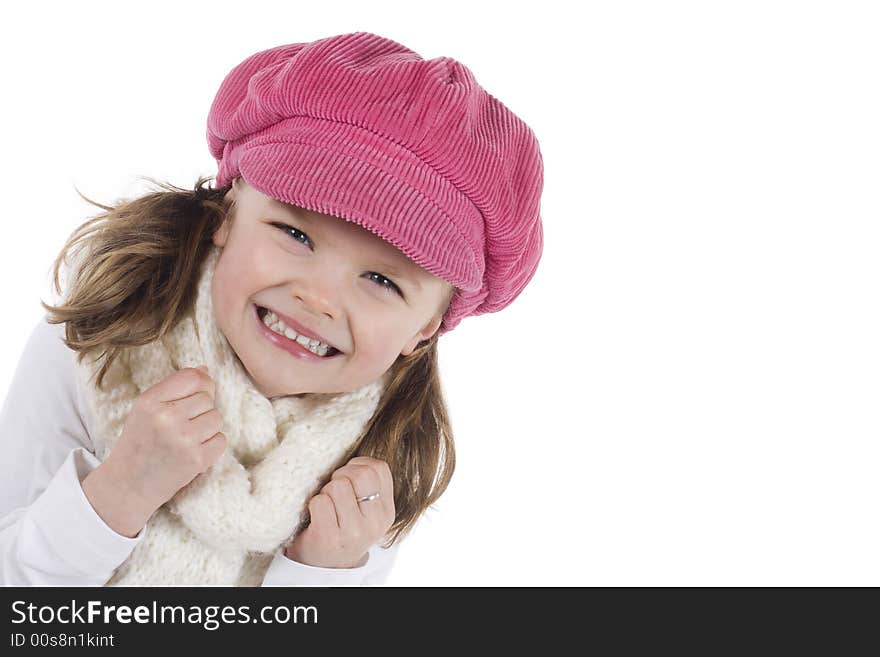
left=254, top=304, right=342, bottom=362
left=267, top=306, right=342, bottom=352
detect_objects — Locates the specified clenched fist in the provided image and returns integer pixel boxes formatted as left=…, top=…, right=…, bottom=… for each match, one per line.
left=285, top=456, right=396, bottom=569
left=106, top=364, right=227, bottom=510
left=82, top=365, right=227, bottom=538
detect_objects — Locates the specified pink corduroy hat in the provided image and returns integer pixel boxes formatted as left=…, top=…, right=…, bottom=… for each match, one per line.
left=206, top=31, right=544, bottom=334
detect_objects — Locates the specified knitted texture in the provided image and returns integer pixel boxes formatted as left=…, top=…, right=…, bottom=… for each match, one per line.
left=73, top=245, right=387, bottom=586
left=206, top=31, right=544, bottom=333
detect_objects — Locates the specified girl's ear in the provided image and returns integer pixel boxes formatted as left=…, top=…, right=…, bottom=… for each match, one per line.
left=212, top=216, right=231, bottom=247
left=211, top=212, right=229, bottom=249
left=400, top=315, right=443, bottom=356
left=213, top=184, right=239, bottom=247
left=223, top=181, right=238, bottom=206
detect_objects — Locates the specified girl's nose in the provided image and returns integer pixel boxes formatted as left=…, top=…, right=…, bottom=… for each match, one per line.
left=292, top=278, right=339, bottom=320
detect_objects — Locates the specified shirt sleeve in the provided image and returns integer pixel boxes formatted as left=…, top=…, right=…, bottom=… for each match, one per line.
left=0, top=316, right=145, bottom=586
left=261, top=541, right=401, bottom=586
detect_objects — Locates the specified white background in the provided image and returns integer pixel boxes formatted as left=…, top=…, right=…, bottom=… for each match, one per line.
left=1, top=1, right=878, bottom=586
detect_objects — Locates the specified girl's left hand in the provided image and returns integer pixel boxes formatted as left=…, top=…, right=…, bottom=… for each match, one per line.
left=285, top=456, right=396, bottom=569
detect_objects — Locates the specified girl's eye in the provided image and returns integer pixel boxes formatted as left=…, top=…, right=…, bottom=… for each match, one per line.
left=274, top=222, right=311, bottom=247
left=272, top=222, right=404, bottom=298
left=366, top=272, right=404, bottom=297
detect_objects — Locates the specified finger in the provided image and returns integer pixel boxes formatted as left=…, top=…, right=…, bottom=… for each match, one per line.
left=198, top=432, right=227, bottom=468
left=346, top=457, right=394, bottom=517
left=186, top=408, right=225, bottom=445
left=331, top=464, right=381, bottom=501
left=334, top=465, right=390, bottom=522
left=321, top=477, right=364, bottom=525
left=308, top=493, right=339, bottom=531
left=164, top=391, right=215, bottom=420
left=348, top=457, right=393, bottom=495
left=148, top=366, right=215, bottom=403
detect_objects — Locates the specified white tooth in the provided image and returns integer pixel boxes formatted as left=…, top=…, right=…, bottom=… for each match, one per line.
left=262, top=311, right=331, bottom=355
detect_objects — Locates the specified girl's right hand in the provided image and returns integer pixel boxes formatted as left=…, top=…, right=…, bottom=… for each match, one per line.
left=102, top=365, right=228, bottom=513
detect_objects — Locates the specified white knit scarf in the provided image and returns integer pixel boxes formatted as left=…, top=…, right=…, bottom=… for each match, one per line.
left=73, top=245, right=388, bottom=586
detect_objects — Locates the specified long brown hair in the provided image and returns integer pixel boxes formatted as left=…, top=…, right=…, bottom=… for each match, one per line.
left=41, top=175, right=456, bottom=547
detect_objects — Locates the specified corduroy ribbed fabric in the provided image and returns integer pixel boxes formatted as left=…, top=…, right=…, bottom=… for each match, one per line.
left=206, top=31, right=544, bottom=333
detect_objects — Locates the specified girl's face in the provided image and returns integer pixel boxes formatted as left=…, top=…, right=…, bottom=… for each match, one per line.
left=210, top=177, right=453, bottom=398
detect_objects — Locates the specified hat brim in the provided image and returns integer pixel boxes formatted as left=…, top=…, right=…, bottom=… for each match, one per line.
left=228, top=118, right=485, bottom=298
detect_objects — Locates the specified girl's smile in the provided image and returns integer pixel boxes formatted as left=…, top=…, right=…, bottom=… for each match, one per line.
left=253, top=303, right=343, bottom=363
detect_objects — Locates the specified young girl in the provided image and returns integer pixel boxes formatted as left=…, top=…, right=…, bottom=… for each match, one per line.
left=0, top=30, right=544, bottom=586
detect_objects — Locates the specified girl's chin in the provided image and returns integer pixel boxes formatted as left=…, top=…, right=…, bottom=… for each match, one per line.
left=249, top=364, right=316, bottom=399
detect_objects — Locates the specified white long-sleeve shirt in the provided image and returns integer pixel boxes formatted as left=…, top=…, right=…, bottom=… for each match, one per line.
left=0, top=315, right=399, bottom=586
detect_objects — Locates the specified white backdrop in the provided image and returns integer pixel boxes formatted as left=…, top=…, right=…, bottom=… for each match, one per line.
left=1, top=1, right=878, bottom=586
